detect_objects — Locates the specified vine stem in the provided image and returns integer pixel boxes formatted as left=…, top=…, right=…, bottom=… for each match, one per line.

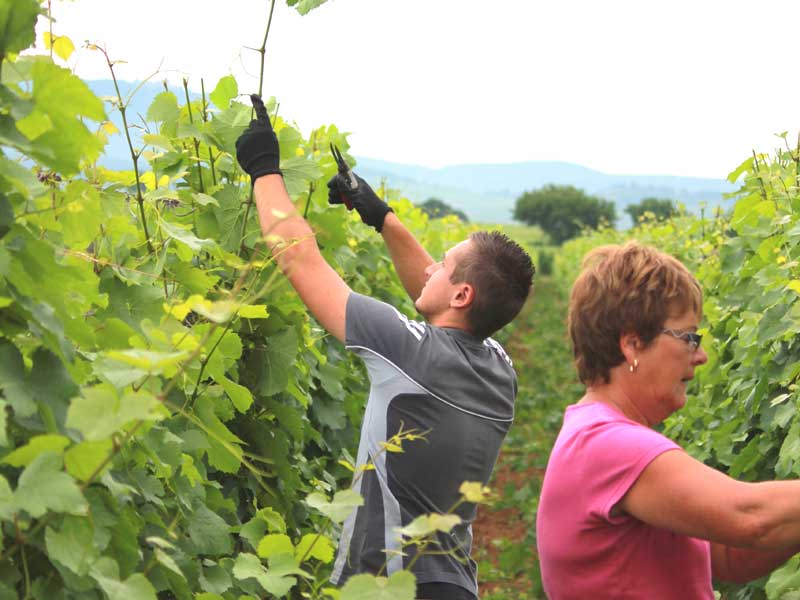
left=239, top=0, right=277, bottom=257
left=98, top=46, right=154, bottom=253
left=182, top=78, right=205, bottom=194
left=200, top=78, right=218, bottom=186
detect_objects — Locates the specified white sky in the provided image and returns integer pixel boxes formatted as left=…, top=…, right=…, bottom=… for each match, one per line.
left=33, top=0, right=800, bottom=178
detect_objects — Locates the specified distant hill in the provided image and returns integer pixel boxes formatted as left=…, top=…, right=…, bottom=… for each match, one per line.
left=88, top=79, right=737, bottom=226
left=354, top=158, right=737, bottom=226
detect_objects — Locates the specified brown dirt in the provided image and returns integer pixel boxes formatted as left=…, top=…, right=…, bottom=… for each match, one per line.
left=472, top=454, right=544, bottom=597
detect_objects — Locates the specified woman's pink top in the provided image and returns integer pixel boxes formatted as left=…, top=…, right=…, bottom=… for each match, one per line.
left=536, top=401, right=713, bottom=599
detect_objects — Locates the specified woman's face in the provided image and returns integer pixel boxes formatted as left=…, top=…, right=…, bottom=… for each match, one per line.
left=633, top=309, right=708, bottom=424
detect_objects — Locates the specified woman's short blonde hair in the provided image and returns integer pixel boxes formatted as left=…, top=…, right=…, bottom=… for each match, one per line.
left=568, top=241, right=703, bottom=385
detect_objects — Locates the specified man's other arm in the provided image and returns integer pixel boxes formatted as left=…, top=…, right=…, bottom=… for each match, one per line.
left=380, top=212, right=435, bottom=302
left=253, top=174, right=349, bottom=343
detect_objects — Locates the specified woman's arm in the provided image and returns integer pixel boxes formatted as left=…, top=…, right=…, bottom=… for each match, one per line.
left=619, top=450, right=800, bottom=581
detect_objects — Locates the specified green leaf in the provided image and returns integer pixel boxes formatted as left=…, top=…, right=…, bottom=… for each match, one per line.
left=154, top=548, right=185, bottom=580
left=339, top=571, right=416, bottom=600
left=219, top=376, right=254, bottom=413
left=257, top=534, right=294, bottom=559
left=196, top=396, right=244, bottom=473
left=0, top=0, right=40, bottom=55
left=766, top=555, right=800, bottom=598
left=90, top=557, right=157, bottom=600
left=66, top=383, right=163, bottom=441
left=305, top=489, right=363, bottom=523
left=64, top=438, right=114, bottom=482
left=45, top=515, right=98, bottom=576
left=159, top=218, right=216, bottom=255
left=0, top=194, right=12, bottom=240
left=187, top=505, right=233, bottom=555
left=209, top=76, right=238, bottom=110
left=288, top=0, right=329, bottom=16
left=2, top=433, right=70, bottom=467
left=0, top=400, right=6, bottom=447
left=240, top=508, right=287, bottom=550
left=0, top=474, right=13, bottom=521
left=13, top=452, right=87, bottom=518
left=146, top=92, right=180, bottom=123
left=232, top=553, right=306, bottom=597
left=0, top=341, right=35, bottom=417
left=103, top=349, right=189, bottom=374
left=281, top=156, right=323, bottom=198
left=245, top=327, right=298, bottom=396
left=295, top=533, right=335, bottom=564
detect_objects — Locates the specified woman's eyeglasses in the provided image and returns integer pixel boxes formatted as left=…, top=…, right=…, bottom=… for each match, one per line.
left=661, top=328, right=702, bottom=351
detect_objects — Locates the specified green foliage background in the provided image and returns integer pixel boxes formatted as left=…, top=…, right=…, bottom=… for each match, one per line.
left=0, top=2, right=473, bottom=598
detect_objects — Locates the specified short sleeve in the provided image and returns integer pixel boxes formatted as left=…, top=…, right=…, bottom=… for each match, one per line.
left=345, top=293, right=427, bottom=366
left=581, top=420, right=682, bottom=524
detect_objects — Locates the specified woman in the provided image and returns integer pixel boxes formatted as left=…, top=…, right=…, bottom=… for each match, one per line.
left=537, top=241, right=800, bottom=599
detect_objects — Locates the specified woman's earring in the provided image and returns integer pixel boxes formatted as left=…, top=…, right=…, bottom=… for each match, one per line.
left=629, top=358, right=638, bottom=373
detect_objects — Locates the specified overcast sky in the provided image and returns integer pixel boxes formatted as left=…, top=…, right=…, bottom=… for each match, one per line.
left=34, top=0, right=800, bottom=178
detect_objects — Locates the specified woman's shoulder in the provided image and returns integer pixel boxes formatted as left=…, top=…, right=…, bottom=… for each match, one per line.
left=560, top=401, right=679, bottom=454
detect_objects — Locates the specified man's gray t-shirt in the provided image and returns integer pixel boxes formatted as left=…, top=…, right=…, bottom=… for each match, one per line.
left=330, top=293, right=517, bottom=595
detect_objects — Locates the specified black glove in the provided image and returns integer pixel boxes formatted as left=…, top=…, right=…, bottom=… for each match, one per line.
left=235, top=94, right=281, bottom=182
left=327, top=173, right=393, bottom=232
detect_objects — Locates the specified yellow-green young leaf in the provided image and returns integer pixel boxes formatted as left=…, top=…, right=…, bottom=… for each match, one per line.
left=338, top=459, right=355, bottom=472
left=294, top=533, right=334, bottom=564
left=459, top=481, right=492, bottom=504
left=380, top=441, right=403, bottom=453
left=238, top=304, right=269, bottom=319
left=397, top=514, right=461, bottom=538
left=257, top=534, right=294, bottom=559
left=64, top=439, right=113, bottom=482
left=338, top=571, right=416, bottom=600
left=0, top=297, right=12, bottom=308
left=2, top=433, right=70, bottom=467
left=43, top=32, right=75, bottom=61
left=305, top=489, right=363, bottom=523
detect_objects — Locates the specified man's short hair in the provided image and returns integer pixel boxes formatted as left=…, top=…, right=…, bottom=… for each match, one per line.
left=450, top=231, right=534, bottom=339
left=568, top=241, right=703, bottom=385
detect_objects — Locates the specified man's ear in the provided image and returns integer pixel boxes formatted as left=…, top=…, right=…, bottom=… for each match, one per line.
left=451, top=283, right=475, bottom=309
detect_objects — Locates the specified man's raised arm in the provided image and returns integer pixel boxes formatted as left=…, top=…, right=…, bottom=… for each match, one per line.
left=327, top=172, right=434, bottom=302
left=236, top=96, right=350, bottom=342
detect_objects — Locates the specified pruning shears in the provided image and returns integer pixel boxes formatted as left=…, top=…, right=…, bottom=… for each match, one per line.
left=330, top=144, right=358, bottom=209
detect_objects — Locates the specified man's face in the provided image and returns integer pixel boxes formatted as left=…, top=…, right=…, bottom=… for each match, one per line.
left=415, top=239, right=473, bottom=320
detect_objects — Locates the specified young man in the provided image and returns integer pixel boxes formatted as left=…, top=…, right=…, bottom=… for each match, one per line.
left=235, top=97, right=534, bottom=600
